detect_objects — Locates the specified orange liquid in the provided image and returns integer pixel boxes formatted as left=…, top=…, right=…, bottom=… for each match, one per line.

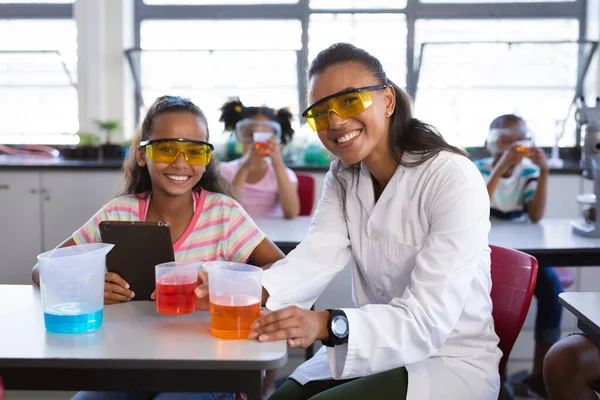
left=516, top=145, right=532, bottom=157
left=254, top=142, right=270, bottom=156
left=155, top=280, right=196, bottom=315
left=210, top=295, right=261, bottom=340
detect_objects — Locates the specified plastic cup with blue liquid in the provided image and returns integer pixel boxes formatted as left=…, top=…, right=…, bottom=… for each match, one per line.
left=38, top=243, right=114, bottom=334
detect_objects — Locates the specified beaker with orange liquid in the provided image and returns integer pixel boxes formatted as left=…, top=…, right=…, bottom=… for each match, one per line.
left=204, top=261, right=262, bottom=340
left=515, top=140, right=534, bottom=158
left=253, top=132, right=273, bottom=156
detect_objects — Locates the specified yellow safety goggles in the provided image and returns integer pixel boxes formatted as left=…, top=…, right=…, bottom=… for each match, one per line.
left=302, top=84, right=387, bottom=132
left=139, top=138, right=214, bottom=166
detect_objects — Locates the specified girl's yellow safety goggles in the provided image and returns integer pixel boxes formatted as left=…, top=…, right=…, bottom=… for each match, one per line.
left=139, top=138, right=214, bottom=166
left=302, top=84, right=387, bottom=132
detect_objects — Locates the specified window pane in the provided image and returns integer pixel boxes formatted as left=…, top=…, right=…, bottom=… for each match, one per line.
left=140, top=20, right=301, bottom=144
left=143, top=0, right=297, bottom=4
left=414, top=19, right=580, bottom=148
left=0, top=19, right=78, bottom=143
left=141, top=20, right=302, bottom=50
left=421, top=0, right=572, bottom=3
left=310, top=0, right=406, bottom=9
left=0, top=0, right=72, bottom=3
left=308, top=14, right=406, bottom=86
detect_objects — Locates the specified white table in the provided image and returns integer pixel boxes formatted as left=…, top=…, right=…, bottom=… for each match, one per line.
left=0, top=285, right=287, bottom=399
left=256, top=217, right=600, bottom=267
left=559, top=292, right=600, bottom=346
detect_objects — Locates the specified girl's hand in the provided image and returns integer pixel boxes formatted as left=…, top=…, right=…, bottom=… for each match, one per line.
left=528, top=147, right=549, bottom=173
left=496, top=144, right=525, bottom=174
left=266, top=137, right=283, bottom=165
left=248, top=306, right=330, bottom=348
left=193, top=270, right=210, bottom=311
left=151, top=270, right=210, bottom=311
left=240, top=145, right=267, bottom=170
left=104, top=272, right=135, bottom=304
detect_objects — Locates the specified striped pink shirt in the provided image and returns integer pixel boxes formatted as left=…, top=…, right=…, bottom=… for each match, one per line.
left=73, top=190, right=266, bottom=264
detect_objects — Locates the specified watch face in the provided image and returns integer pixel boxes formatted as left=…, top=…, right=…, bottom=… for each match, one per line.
left=332, top=315, right=348, bottom=338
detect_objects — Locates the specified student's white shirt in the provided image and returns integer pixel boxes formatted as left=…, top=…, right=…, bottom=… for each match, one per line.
left=262, top=152, right=502, bottom=400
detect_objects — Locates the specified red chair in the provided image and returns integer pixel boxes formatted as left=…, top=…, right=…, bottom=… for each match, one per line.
left=0, top=377, right=4, bottom=400
left=295, top=172, right=316, bottom=216
left=489, top=245, right=538, bottom=400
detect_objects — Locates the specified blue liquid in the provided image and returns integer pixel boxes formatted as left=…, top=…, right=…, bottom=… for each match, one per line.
left=44, top=302, right=103, bottom=334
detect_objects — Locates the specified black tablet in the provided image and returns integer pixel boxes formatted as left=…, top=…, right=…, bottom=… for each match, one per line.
left=99, top=221, right=175, bottom=301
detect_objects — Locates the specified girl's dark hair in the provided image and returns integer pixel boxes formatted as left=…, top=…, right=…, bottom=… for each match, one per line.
left=122, top=95, right=233, bottom=198
left=490, top=114, right=526, bottom=130
left=219, top=97, right=295, bottom=145
left=308, top=43, right=465, bottom=211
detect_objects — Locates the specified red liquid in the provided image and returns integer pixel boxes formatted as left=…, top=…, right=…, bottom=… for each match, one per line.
left=210, top=295, right=261, bottom=339
left=155, top=280, right=197, bottom=315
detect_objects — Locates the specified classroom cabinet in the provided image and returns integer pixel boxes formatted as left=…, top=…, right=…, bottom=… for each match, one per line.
left=0, top=170, right=122, bottom=284
left=0, top=171, right=43, bottom=284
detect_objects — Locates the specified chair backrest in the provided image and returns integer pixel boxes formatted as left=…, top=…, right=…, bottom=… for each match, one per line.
left=0, top=376, right=4, bottom=400
left=296, top=172, right=316, bottom=216
left=489, top=245, right=538, bottom=393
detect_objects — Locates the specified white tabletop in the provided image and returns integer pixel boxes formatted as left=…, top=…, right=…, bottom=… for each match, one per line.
left=559, top=292, right=600, bottom=335
left=256, top=217, right=600, bottom=253
left=0, top=285, right=287, bottom=370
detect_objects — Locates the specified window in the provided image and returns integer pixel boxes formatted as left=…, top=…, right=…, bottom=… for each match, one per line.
left=420, top=0, right=572, bottom=3
left=308, top=14, right=407, bottom=86
left=414, top=19, right=580, bottom=148
left=0, top=0, right=72, bottom=3
left=143, top=0, right=297, bottom=4
left=310, top=0, right=406, bottom=9
left=0, top=19, right=78, bottom=144
left=139, top=20, right=302, bottom=143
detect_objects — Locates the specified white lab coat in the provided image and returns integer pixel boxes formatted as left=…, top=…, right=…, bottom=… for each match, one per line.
left=262, top=151, right=502, bottom=400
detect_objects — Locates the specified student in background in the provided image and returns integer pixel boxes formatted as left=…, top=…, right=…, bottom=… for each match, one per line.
left=544, top=333, right=600, bottom=399
left=474, top=114, right=560, bottom=397
left=219, top=99, right=300, bottom=219
left=32, top=95, right=284, bottom=400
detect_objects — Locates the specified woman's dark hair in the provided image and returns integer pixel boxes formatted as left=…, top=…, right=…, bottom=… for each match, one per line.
left=308, top=43, right=465, bottom=211
left=122, top=95, right=233, bottom=198
left=219, top=97, right=295, bottom=145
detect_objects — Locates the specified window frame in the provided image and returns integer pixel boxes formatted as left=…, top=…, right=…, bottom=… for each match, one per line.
left=134, top=0, right=587, bottom=151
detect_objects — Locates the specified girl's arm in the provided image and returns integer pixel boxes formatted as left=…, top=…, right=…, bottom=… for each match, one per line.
left=32, top=237, right=76, bottom=285
left=269, top=138, right=300, bottom=219
left=526, top=147, right=549, bottom=223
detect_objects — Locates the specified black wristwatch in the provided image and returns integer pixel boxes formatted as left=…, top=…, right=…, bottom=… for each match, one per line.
left=322, top=309, right=349, bottom=347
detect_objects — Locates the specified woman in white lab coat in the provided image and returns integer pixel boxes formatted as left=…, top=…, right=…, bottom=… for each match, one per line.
left=199, top=43, right=502, bottom=399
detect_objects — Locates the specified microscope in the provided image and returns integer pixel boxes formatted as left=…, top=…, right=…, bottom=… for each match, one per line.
left=572, top=98, right=600, bottom=237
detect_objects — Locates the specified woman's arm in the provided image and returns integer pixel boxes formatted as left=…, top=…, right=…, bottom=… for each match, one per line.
left=261, top=165, right=351, bottom=311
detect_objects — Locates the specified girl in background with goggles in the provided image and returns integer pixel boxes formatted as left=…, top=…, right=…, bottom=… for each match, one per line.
left=475, top=114, right=556, bottom=398
left=218, top=98, right=300, bottom=219
left=32, top=95, right=285, bottom=400
left=222, top=42, right=502, bottom=399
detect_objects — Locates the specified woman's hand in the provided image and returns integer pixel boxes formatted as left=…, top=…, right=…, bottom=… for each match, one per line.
left=248, top=306, right=330, bottom=348
left=104, top=272, right=135, bottom=304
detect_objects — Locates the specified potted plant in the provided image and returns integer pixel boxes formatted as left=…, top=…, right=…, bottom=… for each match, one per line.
left=61, top=132, right=102, bottom=160
left=96, top=120, right=124, bottom=159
